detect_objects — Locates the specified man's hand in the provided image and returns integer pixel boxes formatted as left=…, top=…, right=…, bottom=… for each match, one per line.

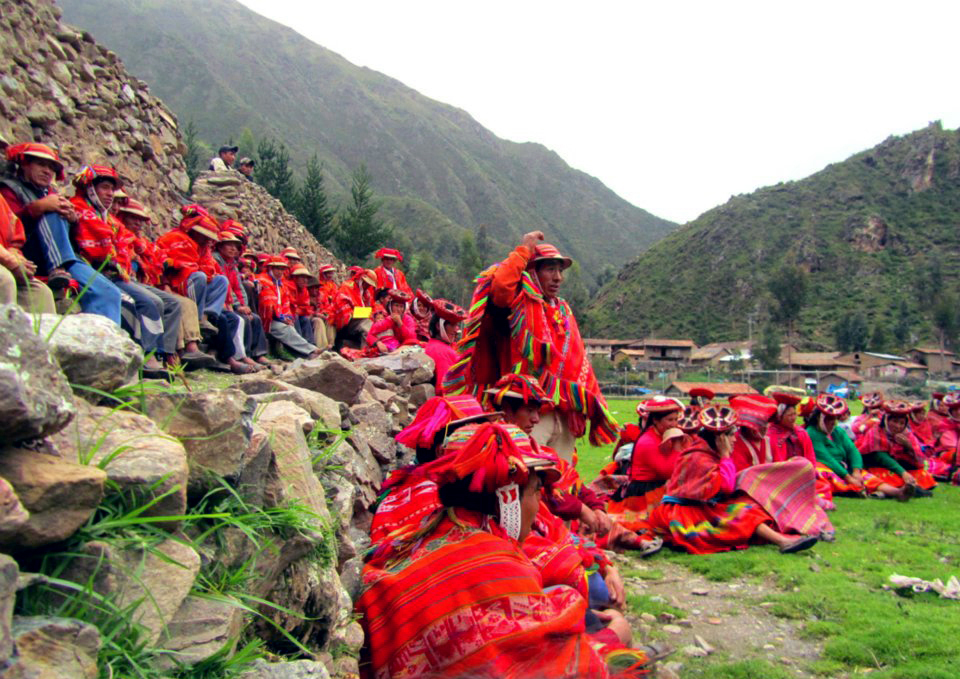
left=593, top=509, right=613, bottom=537
left=237, top=305, right=252, bottom=316
left=578, top=505, right=601, bottom=534
left=604, top=566, right=626, bottom=610
left=845, top=473, right=864, bottom=492
left=28, top=194, right=62, bottom=216
left=376, top=341, right=389, bottom=353
left=521, top=230, right=545, bottom=256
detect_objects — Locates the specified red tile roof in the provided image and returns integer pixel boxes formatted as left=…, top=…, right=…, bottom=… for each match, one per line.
left=668, top=381, right=758, bottom=396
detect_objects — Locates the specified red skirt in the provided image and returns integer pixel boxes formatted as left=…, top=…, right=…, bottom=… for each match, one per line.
left=647, top=496, right=772, bottom=555
left=864, top=467, right=937, bottom=491
left=815, top=463, right=884, bottom=494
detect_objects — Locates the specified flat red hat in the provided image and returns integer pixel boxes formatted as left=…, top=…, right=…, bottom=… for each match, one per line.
left=882, top=400, right=912, bottom=416
left=387, top=289, right=412, bottom=304
left=689, top=387, right=715, bottom=401
left=375, top=248, right=403, bottom=262
left=943, top=392, right=960, bottom=408
left=643, top=398, right=683, bottom=414
left=531, top=243, right=572, bottom=270
left=6, top=142, right=65, bottom=180
left=432, top=298, right=467, bottom=323
left=729, top=394, right=777, bottom=432
left=771, top=391, right=803, bottom=407
left=815, top=393, right=847, bottom=417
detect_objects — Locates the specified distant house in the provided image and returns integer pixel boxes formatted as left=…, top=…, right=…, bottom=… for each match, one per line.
left=665, top=381, right=758, bottom=399
left=690, top=346, right=734, bottom=366
left=585, top=338, right=644, bottom=361
left=863, top=360, right=928, bottom=380
left=780, top=351, right=858, bottom=373
left=816, top=371, right=864, bottom=393
left=643, top=338, right=696, bottom=364
left=906, top=346, right=956, bottom=376
left=612, top=348, right=646, bottom=367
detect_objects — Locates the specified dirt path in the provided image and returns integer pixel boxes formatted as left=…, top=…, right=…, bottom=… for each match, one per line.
left=612, top=554, right=822, bottom=677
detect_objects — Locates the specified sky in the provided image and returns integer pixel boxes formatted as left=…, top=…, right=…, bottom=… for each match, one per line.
left=237, top=0, right=960, bottom=224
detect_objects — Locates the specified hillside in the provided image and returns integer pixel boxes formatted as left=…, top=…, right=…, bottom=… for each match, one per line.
left=58, top=0, right=676, bottom=280
left=585, top=123, right=960, bottom=346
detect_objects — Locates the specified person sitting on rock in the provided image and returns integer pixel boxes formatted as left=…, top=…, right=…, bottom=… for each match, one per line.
left=333, top=266, right=376, bottom=350
left=372, top=247, right=412, bottom=296
left=423, top=297, right=465, bottom=392
left=1, top=142, right=122, bottom=323
left=310, top=263, right=338, bottom=350
left=209, top=145, right=237, bottom=172
left=115, top=199, right=214, bottom=370
left=0, top=191, right=55, bottom=314
left=410, top=288, right=434, bottom=341
left=289, top=264, right=317, bottom=346
left=69, top=165, right=178, bottom=376
left=364, top=288, right=417, bottom=355
left=213, top=231, right=270, bottom=370
left=256, top=255, right=320, bottom=359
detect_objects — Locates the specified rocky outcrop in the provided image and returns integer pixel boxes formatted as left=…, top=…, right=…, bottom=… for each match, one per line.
left=191, top=171, right=341, bottom=272
left=37, top=313, right=142, bottom=393
left=6, top=616, right=100, bottom=679
left=0, top=0, right=189, bottom=217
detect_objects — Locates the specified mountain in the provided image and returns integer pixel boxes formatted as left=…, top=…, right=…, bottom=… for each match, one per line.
left=58, top=0, right=676, bottom=280
left=584, top=123, right=960, bottom=348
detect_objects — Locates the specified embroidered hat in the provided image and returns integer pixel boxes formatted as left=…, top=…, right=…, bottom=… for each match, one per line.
left=943, top=392, right=960, bottom=409
left=643, top=398, right=683, bottom=415
left=910, top=400, right=927, bottom=413
left=882, top=400, right=913, bottom=416
left=375, top=248, right=403, bottom=262
left=861, top=391, right=884, bottom=409
left=531, top=243, right=572, bottom=270
left=117, top=199, right=151, bottom=221
left=432, top=298, right=468, bottom=323
left=415, top=289, right=433, bottom=305
left=698, top=405, right=739, bottom=433
left=73, top=164, right=122, bottom=189
left=677, top=406, right=700, bottom=433
left=217, top=231, right=242, bottom=245
left=485, top=374, right=548, bottom=406
left=396, top=395, right=501, bottom=452
left=179, top=204, right=219, bottom=241
left=387, top=289, right=412, bottom=304
left=729, top=394, right=777, bottom=433
left=6, top=142, right=65, bottom=180
left=815, top=393, right=847, bottom=417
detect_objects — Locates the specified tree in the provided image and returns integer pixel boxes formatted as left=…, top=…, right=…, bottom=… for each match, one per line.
left=768, top=263, right=808, bottom=366
left=457, top=233, right=483, bottom=283
left=294, top=155, right=335, bottom=245
left=892, top=299, right=912, bottom=349
left=182, top=120, right=204, bottom=192
left=237, top=128, right=256, bottom=161
left=869, top=322, right=889, bottom=353
left=933, top=291, right=959, bottom=352
left=754, top=323, right=782, bottom=370
left=409, top=252, right=437, bottom=291
left=333, top=166, right=392, bottom=264
left=476, top=224, right=492, bottom=262
left=255, top=137, right=296, bottom=208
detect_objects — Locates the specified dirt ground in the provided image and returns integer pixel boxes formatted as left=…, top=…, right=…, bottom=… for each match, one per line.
left=613, top=554, right=822, bottom=677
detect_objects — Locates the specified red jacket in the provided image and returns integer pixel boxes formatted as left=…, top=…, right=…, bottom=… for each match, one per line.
left=69, top=195, right=133, bottom=278
left=374, top=265, right=412, bottom=295
left=334, top=279, right=374, bottom=329
left=155, top=229, right=218, bottom=294
left=257, top=272, right=293, bottom=332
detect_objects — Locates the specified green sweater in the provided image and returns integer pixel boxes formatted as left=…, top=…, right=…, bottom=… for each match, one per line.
left=806, top=425, right=862, bottom=478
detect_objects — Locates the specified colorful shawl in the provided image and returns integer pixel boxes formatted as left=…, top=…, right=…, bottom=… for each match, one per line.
left=736, top=458, right=834, bottom=537
left=663, top=445, right=725, bottom=502
left=443, top=250, right=617, bottom=445
left=856, top=422, right=921, bottom=468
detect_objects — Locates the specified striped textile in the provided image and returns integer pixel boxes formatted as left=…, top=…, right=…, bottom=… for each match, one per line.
left=736, top=458, right=835, bottom=537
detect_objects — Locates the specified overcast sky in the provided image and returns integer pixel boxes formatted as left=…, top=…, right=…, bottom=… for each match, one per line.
left=237, top=0, right=959, bottom=224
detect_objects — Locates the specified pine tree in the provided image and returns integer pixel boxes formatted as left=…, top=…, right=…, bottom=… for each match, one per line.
left=893, top=299, right=912, bottom=349
left=182, top=120, right=203, bottom=192
left=768, top=263, right=808, bottom=366
left=754, top=323, right=782, bottom=370
left=334, top=166, right=392, bottom=263
left=255, top=137, right=296, bottom=208
left=870, top=322, right=889, bottom=353
left=295, top=155, right=335, bottom=245
left=237, top=128, right=257, bottom=161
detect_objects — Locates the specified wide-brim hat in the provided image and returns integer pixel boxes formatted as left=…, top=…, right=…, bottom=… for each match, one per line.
left=318, top=264, right=336, bottom=276
left=118, top=199, right=151, bottom=221
left=375, top=247, right=403, bottom=262
left=184, top=217, right=220, bottom=241
left=815, top=393, right=847, bottom=417
left=729, top=394, right=777, bottom=432
left=266, top=255, right=289, bottom=268
left=643, top=398, right=683, bottom=415
left=659, top=427, right=686, bottom=451
left=7, top=142, right=65, bottom=180
left=699, top=405, right=739, bottom=432
left=281, top=247, right=302, bottom=260
left=291, top=266, right=312, bottom=277
left=432, top=298, right=467, bottom=323
left=485, top=374, right=548, bottom=406
left=882, top=400, right=912, bottom=416
left=217, top=231, right=243, bottom=245
left=531, top=243, right=572, bottom=270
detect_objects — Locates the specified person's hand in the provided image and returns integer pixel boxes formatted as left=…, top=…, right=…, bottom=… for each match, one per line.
left=12, top=254, right=36, bottom=282
left=29, top=194, right=62, bottom=216
left=578, top=505, right=600, bottom=534
left=390, top=312, right=403, bottom=325
left=376, top=341, right=388, bottom=353
left=893, top=433, right=912, bottom=449
left=593, top=509, right=613, bottom=537
left=57, top=197, right=77, bottom=222
left=845, top=473, right=864, bottom=491
left=717, top=431, right=734, bottom=458
left=521, top=230, right=545, bottom=256
left=901, top=471, right=917, bottom=487
left=604, top=566, right=626, bottom=610
left=237, top=305, right=252, bottom=315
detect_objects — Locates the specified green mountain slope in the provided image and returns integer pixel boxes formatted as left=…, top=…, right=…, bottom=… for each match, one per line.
left=58, top=0, right=675, bottom=279
left=585, top=123, right=960, bottom=346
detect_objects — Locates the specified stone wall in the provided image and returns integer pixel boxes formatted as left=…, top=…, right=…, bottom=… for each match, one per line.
left=0, top=0, right=189, bottom=216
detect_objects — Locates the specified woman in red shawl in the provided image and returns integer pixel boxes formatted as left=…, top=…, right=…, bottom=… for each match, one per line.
left=358, top=421, right=651, bottom=679
left=423, top=298, right=465, bottom=392
left=855, top=400, right=936, bottom=493
left=646, top=406, right=819, bottom=555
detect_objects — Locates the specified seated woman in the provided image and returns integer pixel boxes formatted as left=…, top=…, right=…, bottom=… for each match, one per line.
left=410, top=288, right=434, bottom=341
left=358, top=421, right=650, bottom=679
left=729, top=394, right=834, bottom=540
left=365, top=288, right=417, bottom=354
left=646, top=406, right=818, bottom=555
left=423, top=298, right=466, bottom=392
left=805, top=394, right=913, bottom=501
left=767, top=391, right=834, bottom=509
left=852, top=391, right=884, bottom=437
left=855, top=400, right=936, bottom=495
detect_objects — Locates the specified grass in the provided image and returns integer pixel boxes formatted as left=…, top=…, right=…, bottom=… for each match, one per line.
left=578, top=398, right=960, bottom=678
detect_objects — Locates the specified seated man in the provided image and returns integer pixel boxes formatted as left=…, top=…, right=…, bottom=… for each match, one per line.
left=1, top=143, right=121, bottom=322
left=289, top=264, right=317, bottom=346
left=256, top=256, right=319, bottom=358
left=333, top=266, right=376, bottom=350
left=311, top=263, right=338, bottom=350
left=70, top=165, right=178, bottom=374
left=213, top=231, right=270, bottom=370
left=0, top=191, right=55, bottom=313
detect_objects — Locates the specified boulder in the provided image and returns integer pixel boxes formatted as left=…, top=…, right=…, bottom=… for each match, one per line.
left=408, top=382, right=435, bottom=407
left=48, top=400, right=189, bottom=523
left=146, top=388, right=253, bottom=492
left=0, top=554, right=18, bottom=665
left=236, top=376, right=342, bottom=429
left=234, top=424, right=273, bottom=507
left=335, top=434, right=383, bottom=509
left=0, top=478, right=30, bottom=543
left=279, top=358, right=366, bottom=405
left=36, top=313, right=142, bottom=393
left=0, top=305, right=75, bottom=443
left=357, top=348, right=435, bottom=386
left=349, top=401, right=392, bottom=434
left=157, top=595, right=244, bottom=669
left=0, top=449, right=105, bottom=548
left=258, top=401, right=331, bottom=529
left=7, top=616, right=100, bottom=679
left=238, top=658, right=331, bottom=679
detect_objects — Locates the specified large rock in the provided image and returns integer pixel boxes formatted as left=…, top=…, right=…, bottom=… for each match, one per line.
left=36, top=313, right=142, bottom=393
left=257, top=401, right=331, bottom=530
left=0, top=305, right=75, bottom=444
left=59, top=539, right=200, bottom=646
left=279, top=358, right=366, bottom=405
left=0, top=554, right=18, bottom=666
left=0, top=478, right=30, bottom=543
left=239, top=658, right=331, bottom=679
left=157, top=595, right=244, bottom=669
left=6, top=616, right=100, bottom=679
left=0, top=449, right=105, bottom=548
left=48, top=400, right=189, bottom=522
left=357, top=348, right=435, bottom=385
left=236, top=376, right=342, bottom=429
left=146, top=389, right=253, bottom=492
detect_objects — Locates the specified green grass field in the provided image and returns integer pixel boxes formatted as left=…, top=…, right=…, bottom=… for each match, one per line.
left=579, top=398, right=960, bottom=678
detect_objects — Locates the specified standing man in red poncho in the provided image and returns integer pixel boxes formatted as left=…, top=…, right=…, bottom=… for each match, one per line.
left=444, top=231, right=617, bottom=461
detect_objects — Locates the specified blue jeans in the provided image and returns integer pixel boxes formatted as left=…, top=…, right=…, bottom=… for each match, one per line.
left=186, top=272, right=229, bottom=318
left=24, top=212, right=121, bottom=324
left=116, top=281, right=182, bottom=356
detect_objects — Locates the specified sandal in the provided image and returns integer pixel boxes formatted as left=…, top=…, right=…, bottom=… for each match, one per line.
left=780, top=535, right=818, bottom=554
left=896, top=483, right=915, bottom=503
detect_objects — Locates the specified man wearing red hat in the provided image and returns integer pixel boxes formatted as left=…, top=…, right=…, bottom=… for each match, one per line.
left=333, top=266, right=376, bottom=349
left=256, top=256, right=319, bottom=358
left=444, top=231, right=616, bottom=461
left=1, top=143, right=123, bottom=322
left=372, top=247, right=412, bottom=296
left=312, top=263, right=338, bottom=350
left=214, top=231, right=270, bottom=369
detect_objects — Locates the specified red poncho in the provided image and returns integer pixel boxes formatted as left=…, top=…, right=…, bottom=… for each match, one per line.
left=155, top=229, right=218, bottom=294
left=256, top=272, right=293, bottom=332
left=70, top=195, right=133, bottom=276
